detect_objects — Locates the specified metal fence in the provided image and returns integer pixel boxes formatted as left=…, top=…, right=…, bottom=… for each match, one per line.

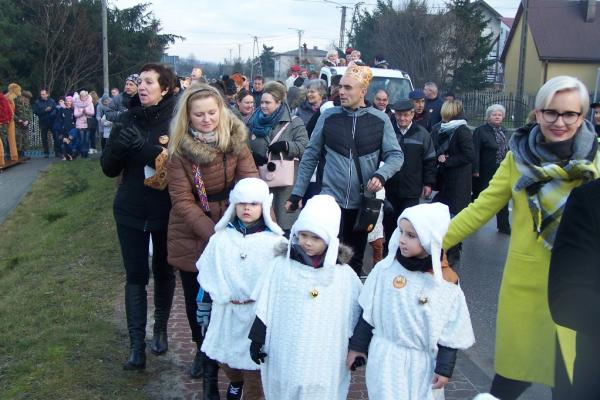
left=458, top=90, right=536, bottom=129
left=26, top=114, right=54, bottom=157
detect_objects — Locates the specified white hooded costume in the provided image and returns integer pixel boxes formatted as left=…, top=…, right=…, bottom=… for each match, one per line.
left=197, top=178, right=285, bottom=370
left=360, top=202, right=475, bottom=400
left=254, top=195, right=362, bottom=399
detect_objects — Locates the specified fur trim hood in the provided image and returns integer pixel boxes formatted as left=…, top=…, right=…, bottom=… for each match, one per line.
left=273, top=240, right=354, bottom=265
left=178, top=113, right=249, bottom=165
left=74, top=95, right=93, bottom=108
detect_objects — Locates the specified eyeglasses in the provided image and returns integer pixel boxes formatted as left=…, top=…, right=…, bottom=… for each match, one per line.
left=540, top=109, right=582, bottom=125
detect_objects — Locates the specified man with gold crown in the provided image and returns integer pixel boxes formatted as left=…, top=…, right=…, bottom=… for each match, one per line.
left=286, top=65, right=404, bottom=277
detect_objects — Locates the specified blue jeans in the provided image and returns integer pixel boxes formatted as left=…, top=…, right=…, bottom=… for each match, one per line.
left=78, top=129, right=89, bottom=157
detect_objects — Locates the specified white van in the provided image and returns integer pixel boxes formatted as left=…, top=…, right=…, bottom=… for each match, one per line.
left=318, top=66, right=414, bottom=105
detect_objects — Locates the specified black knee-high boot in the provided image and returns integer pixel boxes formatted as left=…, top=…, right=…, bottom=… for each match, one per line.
left=203, top=356, right=220, bottom=400
left=123, top=284, right=147, bottom=370
left=150, top=277, right=175, bottom=355
left=190, top=341, right=205, bottom=378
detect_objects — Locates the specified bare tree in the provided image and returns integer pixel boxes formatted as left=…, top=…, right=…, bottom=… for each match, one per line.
left=24, top=0, right=101, bottom=94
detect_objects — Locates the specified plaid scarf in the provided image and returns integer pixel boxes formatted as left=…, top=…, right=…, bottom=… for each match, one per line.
left=490, top=123, right=508, bottom=164
left=509, top=121, right=600, bottom=248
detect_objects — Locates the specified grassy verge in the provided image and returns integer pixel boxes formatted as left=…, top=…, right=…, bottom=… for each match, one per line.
left=0, top=159, right=152, bottom=399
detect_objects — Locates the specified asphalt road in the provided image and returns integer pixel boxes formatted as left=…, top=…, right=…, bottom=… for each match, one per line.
left=0, top=158, right=55, bottom=224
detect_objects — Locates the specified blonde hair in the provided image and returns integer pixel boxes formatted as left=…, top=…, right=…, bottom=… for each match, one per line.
left=169, top=83, right=235, bottom=157
left=535, top=75, right=589, bottom=116
left=263, top=81, right=287, bottom=103
left=441, top=99, right=464, bottom=122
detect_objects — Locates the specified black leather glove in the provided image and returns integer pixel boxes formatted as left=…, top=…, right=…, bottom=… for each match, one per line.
left=250, top=341, right=267, bottom=365
left=383, top=199, right=394, bottom=215
left=350, top=356, right=366, bottom=371
left=252, top=152, right=268, bottom=166
left=108, top=123, right=132, bottom=158
left=123, top=125, right=146, bottom=152
left=268, top=141, right=288, bottom=154
left=287, top=194, right=302, bottom=212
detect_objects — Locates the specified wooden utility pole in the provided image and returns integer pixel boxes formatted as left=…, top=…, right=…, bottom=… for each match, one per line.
left=515, top=0, right=529, bottom=123
left=339, top=5, right=347, bottom=49
left=101, top=0, right=109, bottom=97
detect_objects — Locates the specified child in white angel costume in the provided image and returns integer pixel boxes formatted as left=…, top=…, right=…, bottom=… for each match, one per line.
left=347, top=202, right=475, bottom=400
left=248, top=195, right=362, bottom=400
left=197, top=177, right=285, bottom=400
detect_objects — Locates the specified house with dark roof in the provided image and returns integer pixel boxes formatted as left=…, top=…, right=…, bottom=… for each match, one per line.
left=273, top=45, right=328, bottom=80
left=501, top=0, right=600, bottom=95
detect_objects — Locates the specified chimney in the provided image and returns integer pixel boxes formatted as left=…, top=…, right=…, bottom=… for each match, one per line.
left=586, top=0, right=596, bottom=22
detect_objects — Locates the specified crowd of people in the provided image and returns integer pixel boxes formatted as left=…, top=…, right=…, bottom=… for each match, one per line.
left=0, top=74, right=144, bottom=164
left=4, top=47, right=599, bottom=399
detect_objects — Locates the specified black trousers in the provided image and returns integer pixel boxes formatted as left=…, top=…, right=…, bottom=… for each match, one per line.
left=571, top=332, right=600, bottom=400
left=489, top=339, right=571, bottom=399
left=39, top=123, right=52, bottom=155
left=339, top=208, right=368, bottom=275
left=116, top=224, right=174, bottom=286
left=179, top=270, right=203, bottom=344
left=382, top=196, right=420, bottom=255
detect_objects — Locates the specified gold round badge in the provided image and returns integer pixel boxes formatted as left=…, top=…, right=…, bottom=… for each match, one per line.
left=158, top=135, right=169, bottom=145
left=310, top=289, right=319, bottom=298
left=393, top=275, right=407, bottom=289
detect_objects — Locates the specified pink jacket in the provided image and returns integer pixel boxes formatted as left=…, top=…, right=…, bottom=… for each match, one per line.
left=73, top=97, right=95, bottom=129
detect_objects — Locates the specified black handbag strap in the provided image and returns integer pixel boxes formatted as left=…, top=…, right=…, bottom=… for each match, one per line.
left=349, top=135, right=368, bottom=196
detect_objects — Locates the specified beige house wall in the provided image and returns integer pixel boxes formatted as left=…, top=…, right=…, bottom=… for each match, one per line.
left=503, top=16, right=543, bottom=95
left=546, top=63, right=600, bottom=93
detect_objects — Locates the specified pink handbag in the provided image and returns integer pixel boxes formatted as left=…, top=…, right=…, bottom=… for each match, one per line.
left=258, top=121, right=295, bottom=188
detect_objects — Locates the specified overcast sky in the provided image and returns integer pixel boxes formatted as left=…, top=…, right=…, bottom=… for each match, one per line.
left=114, top=0, right=521, bottom=63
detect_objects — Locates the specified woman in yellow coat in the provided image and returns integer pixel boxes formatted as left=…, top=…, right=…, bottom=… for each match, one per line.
left=443, top=76, right=599, bottom=399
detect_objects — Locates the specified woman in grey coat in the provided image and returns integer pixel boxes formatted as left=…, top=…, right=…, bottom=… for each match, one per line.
left=295, top=79, right=327, bottom=125
left=248, top=81, right=309, bottom=232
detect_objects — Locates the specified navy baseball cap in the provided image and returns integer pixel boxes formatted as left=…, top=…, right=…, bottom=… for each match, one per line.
left=409, top=89, right=425, bottom=100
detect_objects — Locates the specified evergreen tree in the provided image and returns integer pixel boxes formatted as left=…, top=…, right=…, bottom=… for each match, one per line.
left=259, top=45, right=276, bottom=79
left=445, top=0, right=494, bottom=91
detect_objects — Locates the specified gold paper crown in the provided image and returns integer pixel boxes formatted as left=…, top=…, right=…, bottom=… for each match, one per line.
left=343, top=65, right=373, bottom=88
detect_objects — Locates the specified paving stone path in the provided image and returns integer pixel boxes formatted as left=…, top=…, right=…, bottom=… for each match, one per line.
left=148, top=277, right=483, bottom=399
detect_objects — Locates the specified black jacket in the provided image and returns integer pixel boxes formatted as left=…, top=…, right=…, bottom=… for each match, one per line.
left=251, top=89, right=263, bottom=109
left=55, top=107, right=75, bottom=136
left=33, top=98, right=57, bottom=127
left=425, top=97, right=443, bottom=126
left=472, top=123, right=507, bottom=183
left=385, top=121, right=436, bottom=199
left=550, top=179, right=600, bottom=399
left=433, top=123, right=474, bottom=215
left=413, top=110, right=432, bottom=132
left=100, top=94, right=176, bottom=231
